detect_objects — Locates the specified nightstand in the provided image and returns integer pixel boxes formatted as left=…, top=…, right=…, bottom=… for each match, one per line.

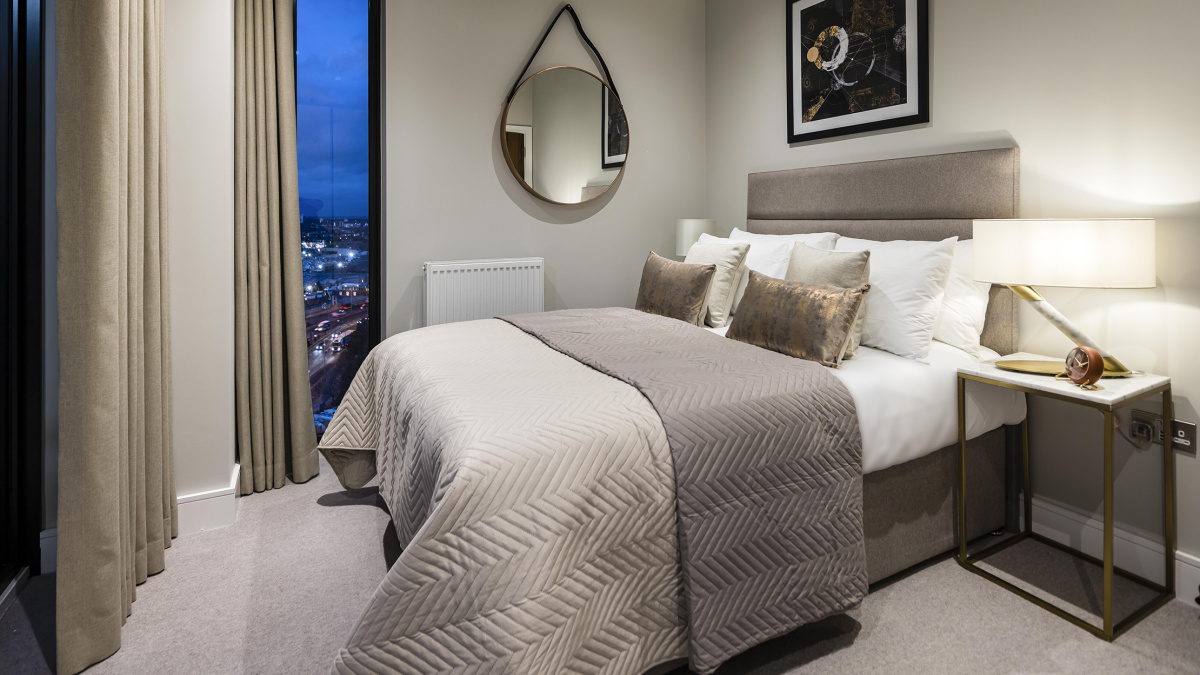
left=956, top=352, right=1176, bottom=640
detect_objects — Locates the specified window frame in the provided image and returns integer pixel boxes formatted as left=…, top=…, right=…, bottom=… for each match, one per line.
left=367, top=0, right=382, bottom=346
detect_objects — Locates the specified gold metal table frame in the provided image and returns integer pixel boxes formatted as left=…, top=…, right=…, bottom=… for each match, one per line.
left=956, top=373, right=1176, bottom=641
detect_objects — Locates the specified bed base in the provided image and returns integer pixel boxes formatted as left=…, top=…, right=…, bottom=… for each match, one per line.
left=864, top=425, right=1013, bottom=583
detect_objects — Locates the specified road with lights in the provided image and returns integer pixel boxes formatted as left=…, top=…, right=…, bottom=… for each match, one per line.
left=306, top=305, right=368, bottom=410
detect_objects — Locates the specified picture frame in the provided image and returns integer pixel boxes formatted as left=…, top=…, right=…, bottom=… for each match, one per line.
left=602, top=87, right=628, bottom=169
left=786, top=0, right=928, bottom=144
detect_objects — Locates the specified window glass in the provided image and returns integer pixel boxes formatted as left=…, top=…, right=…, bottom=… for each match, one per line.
left=296, top=0, right=372, bottom=437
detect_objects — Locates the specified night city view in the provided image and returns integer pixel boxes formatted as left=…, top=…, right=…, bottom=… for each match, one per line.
left=297, top=0, right=371, bottom=436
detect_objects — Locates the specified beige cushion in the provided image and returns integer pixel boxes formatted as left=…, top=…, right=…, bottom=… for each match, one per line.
left=683, top=241, right=750, bottom=327
left=727, top=271, right=868, bottom=367
left=634, top=252, right=716, bottom=325
left=786, top=243, right=871, bottom=359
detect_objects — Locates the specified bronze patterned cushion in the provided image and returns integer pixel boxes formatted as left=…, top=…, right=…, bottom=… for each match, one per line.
left=727, top=270, right=869, bottom=367
left=634, top=252, right=716, bottom=325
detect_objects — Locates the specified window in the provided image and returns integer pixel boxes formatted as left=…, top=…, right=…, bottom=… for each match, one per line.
left=2, top=0, right=46, bottom=584
left=295, top=0, right=380, bottom=437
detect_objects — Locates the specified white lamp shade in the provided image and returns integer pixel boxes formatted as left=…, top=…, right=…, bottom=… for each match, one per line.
left=973, top=219, right=1156, bottom=288
left=676, top=219, right=716, bottom=256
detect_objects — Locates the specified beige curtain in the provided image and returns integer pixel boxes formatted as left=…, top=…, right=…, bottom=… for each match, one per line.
left=55, top=1, right=174, bottom=674
left=235, top=0, right=320, bottom=493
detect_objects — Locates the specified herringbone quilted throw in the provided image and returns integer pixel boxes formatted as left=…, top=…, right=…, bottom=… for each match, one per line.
left=320, top=318, right=689, bottom=674
left=503, top=308, right=867, bottom=673
left=318, top=309, right=864, bottom=674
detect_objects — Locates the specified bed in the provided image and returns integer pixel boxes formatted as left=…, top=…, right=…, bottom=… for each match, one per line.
left=318, top=148, right=1025, bottom=674
left=742, top=148, right=1024, bottom=583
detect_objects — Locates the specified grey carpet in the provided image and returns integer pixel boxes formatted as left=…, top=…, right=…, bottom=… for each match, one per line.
left=3, top=455, right=1198, bottom=674
left=976, top=536, right=1161, bottom=629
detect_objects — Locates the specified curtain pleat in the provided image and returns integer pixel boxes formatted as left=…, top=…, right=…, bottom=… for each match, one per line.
left=235, top=0, right=319, bottom=495
left=55, top=1, right=174, bottom=673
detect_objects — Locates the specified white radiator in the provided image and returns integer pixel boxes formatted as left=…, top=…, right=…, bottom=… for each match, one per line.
left=424, top=257, right=545, bottom=326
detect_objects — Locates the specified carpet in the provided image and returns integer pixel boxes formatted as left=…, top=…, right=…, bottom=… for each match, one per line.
left=3, top=456, right=1198, bottom=674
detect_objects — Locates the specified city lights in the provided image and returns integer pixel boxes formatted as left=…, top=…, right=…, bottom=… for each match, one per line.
left=299, top=0, right=372, bottom=440
left=301, top=216, right=371, bottom=440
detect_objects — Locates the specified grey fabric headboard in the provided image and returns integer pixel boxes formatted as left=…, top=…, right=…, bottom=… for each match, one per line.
left=746, top=148, right=1020, bottom=356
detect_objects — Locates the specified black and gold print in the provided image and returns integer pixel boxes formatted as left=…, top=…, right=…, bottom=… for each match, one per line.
left=799, top=0, right=908, bottom=123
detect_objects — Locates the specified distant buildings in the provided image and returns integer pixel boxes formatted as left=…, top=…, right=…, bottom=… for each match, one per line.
left=298, top=214, right=371, bottom=426
left=336, top=282, right=368, bottom=304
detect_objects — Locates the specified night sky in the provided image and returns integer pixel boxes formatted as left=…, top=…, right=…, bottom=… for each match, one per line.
left=296, top=0, right=370, bottom=220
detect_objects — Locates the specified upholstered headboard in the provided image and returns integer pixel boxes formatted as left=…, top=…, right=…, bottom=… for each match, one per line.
left=746, top=148, right=1020, bottom=356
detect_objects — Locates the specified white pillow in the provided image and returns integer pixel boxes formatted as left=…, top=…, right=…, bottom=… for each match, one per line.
left=933, top=239, right=992, bottom=357
left=698, top=233, right=794, bottom=314
left=729, top=227, right=839, bottom=251
left=834, top=236, right=958, bottom=362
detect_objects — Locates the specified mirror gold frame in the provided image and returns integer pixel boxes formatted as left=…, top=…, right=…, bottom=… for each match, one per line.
left=501, top=66, right=629, bottom=206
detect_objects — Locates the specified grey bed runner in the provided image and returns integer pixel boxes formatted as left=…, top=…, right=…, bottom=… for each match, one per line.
left=502, top=308, right=866, bottom=674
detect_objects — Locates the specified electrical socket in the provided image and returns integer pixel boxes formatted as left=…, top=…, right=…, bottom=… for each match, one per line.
left=1131, top=409, right=1197, bottom=456
left=1172, top=420, right=1197, bottom=455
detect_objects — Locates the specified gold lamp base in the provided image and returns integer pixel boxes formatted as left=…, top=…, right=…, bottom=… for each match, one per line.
left=994, top=358, right=1132, bottom=378
left=1000, top=285, right=1134, bottom=379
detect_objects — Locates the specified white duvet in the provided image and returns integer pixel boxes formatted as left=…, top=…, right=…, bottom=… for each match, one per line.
left=706, top=327, right=1026, bottom=473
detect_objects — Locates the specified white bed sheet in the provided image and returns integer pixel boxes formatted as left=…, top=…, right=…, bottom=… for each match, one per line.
left=705, top=326, right=1026, bottom=473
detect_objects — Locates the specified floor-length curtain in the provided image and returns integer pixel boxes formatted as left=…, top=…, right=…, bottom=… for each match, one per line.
left=55, top=1, right=175, bottom=673
left=235, top=0, right=319, bottom=493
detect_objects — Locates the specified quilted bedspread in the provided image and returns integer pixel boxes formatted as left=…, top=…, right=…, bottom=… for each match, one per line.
left=318, top=309, right=865, bottom=675
left=503, top=309, right=866, bottom=673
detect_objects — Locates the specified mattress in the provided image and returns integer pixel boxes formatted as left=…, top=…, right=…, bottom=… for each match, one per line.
left=705, top=326, right=1026, bottom=473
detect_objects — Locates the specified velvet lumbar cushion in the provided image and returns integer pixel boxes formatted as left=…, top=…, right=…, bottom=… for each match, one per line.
left=785, top=243, right=871, bottom=359
left=634, top=251, right=716, bottom=325
left=726, top=270, right=869, bottom=367
left=683, top=241, right=750, bottom=328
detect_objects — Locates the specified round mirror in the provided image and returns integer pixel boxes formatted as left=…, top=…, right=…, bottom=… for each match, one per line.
left=502, top=67, right=628, bottom=205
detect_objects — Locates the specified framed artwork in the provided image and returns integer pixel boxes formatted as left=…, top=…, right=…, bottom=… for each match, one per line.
left=602, top=87, right=628, bottom=169
left=786, top=0, right=928, bottom=144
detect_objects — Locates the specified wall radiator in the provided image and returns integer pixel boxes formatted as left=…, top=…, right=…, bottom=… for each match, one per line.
left=424, top=257, right=545, bottom=326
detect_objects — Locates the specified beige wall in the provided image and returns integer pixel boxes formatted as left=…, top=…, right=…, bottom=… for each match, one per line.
left=165, top=0, right=236, bottom=497
left=384, top=0, right=707, bottom=332
left=147, top=0, right=1199, bottom=560
left=706, top=0, right=1200, bottom=556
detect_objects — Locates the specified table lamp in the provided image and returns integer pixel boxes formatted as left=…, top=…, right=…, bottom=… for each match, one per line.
left=676, top=219, right=716, bottom=256
left=973, top=218, right=1156, bottom=378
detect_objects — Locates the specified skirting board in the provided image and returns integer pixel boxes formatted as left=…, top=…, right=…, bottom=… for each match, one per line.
left=177, top=463, right=241, bottom=537
left=37, top=465, right=241, bottom=574
left=1024, top=494, right=1200, bottom=607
